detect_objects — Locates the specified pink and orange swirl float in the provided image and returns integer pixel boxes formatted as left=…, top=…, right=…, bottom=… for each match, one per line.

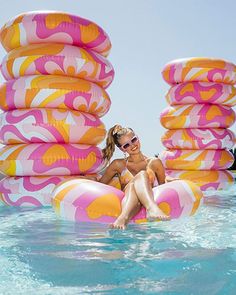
left=160, top=57, right=236, bottom=191
left=52, top=179, right=202, bottom=224
left=0, top=11, right=203, bottom=223
left=0, top=11, right=113, bottom=207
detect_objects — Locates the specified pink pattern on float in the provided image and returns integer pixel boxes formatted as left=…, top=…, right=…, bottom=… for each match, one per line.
left=0, top=143, right=105, bottom=176
left=0, top=175, right=98, bottom=207
left=166, top=81, right=236, bottom=107
left=160, top=104, right=236, bottom=129
left=1, top=43, right=114, bottom=88
left=162, top=57, right=236, bottom=85
left=0, top=75, right=111, bottom=116
left=165, top=169, right=234, bottom=191
left=159, top=149, right=234, bottom=170
left=0, top=11, right=111, bottom=56
left=161, top=128, right=235, bottom=150
left=52, top=179, right=203, bottom=223
left=0, top=108, right=106, bottom=145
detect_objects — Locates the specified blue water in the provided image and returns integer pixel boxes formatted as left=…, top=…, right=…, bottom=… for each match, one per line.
left=0, top=184, right=236, bottom=295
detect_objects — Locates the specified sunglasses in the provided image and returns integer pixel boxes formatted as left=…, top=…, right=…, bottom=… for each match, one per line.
left=120, top=135, right=139, bottom=150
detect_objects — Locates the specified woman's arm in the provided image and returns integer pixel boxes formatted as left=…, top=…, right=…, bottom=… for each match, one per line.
left=146, top=158, right=166, bottom=185
left=99, top=159, right=122, bottom=184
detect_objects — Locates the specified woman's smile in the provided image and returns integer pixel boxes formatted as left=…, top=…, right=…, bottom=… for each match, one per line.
left=131, top=146, right=138, bottom=151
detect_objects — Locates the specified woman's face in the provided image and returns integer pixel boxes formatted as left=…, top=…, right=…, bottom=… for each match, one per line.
left=118, top=131, right=141, bottom=155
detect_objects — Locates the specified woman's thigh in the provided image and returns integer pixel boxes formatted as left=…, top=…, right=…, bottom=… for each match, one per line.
left=122, top=181, right=140, bottom=207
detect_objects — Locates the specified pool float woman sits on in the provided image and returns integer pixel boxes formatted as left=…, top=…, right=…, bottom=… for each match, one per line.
left=99, top=124, right=170, bottom=229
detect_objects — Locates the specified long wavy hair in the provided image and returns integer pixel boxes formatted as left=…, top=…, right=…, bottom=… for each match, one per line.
left=102, top=124, right=133, bottom=162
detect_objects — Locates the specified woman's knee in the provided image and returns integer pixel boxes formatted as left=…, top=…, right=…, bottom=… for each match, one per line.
left=124, top=182, right=141, bottom=205
left=134, top=170, right=148, bottom=181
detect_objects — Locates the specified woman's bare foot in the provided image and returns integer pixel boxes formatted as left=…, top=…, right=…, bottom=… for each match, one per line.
left=110, top=215, right=128, bottom=230
left=146, top=205, right=170, bottom=221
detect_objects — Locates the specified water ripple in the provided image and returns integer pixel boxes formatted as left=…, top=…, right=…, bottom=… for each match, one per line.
left=0, top=185, right=236, bottom=294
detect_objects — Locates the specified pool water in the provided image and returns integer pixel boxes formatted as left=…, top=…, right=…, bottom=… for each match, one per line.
left=0, top=184, right=236, bottom=295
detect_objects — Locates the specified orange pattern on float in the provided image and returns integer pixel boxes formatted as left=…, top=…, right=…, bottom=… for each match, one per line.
left=52, top=179, right=203, bottom=223
left=166, top=81, right=236, bottom=107
left=0, top=75, right=111, bottom=116
left=0, top=11, right=111, bottom=56
left=0, top=143, right=105, bottom=176
left=165, top=170, right=234, bottom=191
left=159, top=149, right=234, bottom=170
left=162, top=57, right=236, bottom=85
left=160, top=104, right=235, bottom=129
left=1, top=43, right=114, bottom=88
left=0, top=108, right=106, bottom=145
left=0, top=175, right=99, bottom=207
left=161, top=128, right=235, bottom=150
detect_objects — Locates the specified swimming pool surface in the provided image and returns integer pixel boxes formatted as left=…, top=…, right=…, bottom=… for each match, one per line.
left=0, top=184, right=236, bottom=295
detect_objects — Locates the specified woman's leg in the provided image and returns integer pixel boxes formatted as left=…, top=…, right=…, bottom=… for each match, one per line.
left=111, top=182, right=142, bottom=229
left=133, top=171, right=170, bottom=221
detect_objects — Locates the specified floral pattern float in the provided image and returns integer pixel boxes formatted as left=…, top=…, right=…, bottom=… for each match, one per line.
left=0, top=175, right=75, bottom=206
left=162, top=57, right=236, bottom=85
left=0, top=143, right=105, bottom=176
left=159, top=149, right=234, bottom=170
left=160, top=104, right=235, bottom=129
left=52, top=179, right=203, bottom=223
left=0, top=11, right=111, bottom=56
left=166, top=81, right=236, bottom=107
left=161, top=57, right=236, bottom=191
left=165, top=170, right=234, bottom=191
left=1, top=43, right=114, bottom=88
left=0, top=108, right=106, bottom=145
left=161, top=128, right=235, bottom=150
left=0, top=75, right=111, bottom=116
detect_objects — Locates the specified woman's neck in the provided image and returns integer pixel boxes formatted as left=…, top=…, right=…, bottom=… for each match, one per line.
left=127, top=152, right=146, bottom=163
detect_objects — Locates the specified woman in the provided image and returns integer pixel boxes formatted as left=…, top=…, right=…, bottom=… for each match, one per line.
left=99, top=124, right=170, bottom=229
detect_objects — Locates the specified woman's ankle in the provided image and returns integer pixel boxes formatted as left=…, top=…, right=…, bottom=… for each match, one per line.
left=116, top=214, right=129, bottom=222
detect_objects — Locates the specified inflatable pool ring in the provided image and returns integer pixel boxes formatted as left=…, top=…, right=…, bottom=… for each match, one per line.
left=0, top=75, right=111, bottom=116
left=166, top=81, right=236, bottom=107
left=160, top=104, right=235, bottom=129
left=0, top=11, right=111, bottom=57
left=0, top=108, right=106, bottom=145
left=159, top=149, right=234, bottom=170
left=0, top=175, right=74, bottom=206
left=1, top=43, right=114, bottom=88
left=0, top=175, right=123, bottom=208
left=0, top=175, right=98, bottom=207
left=165, top=169, right=234, bottom=191
left=52, top=179, right=203, bottom=223
left=0, top=143, right=105, bottom=176
left=161, top=128, right=235, bottom=150
left=162, top=57, right=236, bottom=85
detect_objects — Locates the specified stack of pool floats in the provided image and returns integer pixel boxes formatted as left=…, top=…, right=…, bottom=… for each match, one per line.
left=0, top=11, right=114, bottom=206
left=160, top=57, right=236, bottom=191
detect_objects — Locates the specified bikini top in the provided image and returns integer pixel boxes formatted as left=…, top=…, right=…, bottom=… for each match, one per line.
left=119, top=167, right=134, bottom=188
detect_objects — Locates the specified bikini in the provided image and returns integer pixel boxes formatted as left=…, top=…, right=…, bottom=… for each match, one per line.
left=119, top=159, right=159, bottom=190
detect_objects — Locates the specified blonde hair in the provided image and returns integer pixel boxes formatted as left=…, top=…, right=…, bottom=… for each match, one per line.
left=102, top=124, right=133, bottom=162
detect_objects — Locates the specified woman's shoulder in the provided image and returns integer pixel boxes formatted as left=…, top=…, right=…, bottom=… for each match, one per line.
left=147, top=157, right=163, bottom=168
left=108, top=158, right=126, bottom=173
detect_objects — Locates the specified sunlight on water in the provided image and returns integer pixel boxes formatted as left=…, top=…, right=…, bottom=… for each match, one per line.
left=0, top=184, right=236, bottom=294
